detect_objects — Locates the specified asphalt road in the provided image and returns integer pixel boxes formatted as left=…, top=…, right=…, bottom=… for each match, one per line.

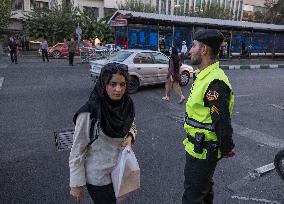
left=0, top=57, right=283, bottom=204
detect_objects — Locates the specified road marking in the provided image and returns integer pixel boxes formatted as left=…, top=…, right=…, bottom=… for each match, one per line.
left=235, top=94, right=254, bottom=97
left=227, top=163, right=275, bottom=192
left=227, top=173, right=257, bottom=192
left=267, top=104, right=284, bottom=110
left=254, top=163, right=275, bottom=175
left=0, top=77, right=4, bottom=89
left=231, top=196, right=281, bottom=204
left=0, top=64, right=8, bottom=69
left=232, top=123, right=284, bottom=149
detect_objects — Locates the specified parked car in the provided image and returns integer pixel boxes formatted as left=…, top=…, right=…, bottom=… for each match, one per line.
left=89, top=49, right=194, bottom=93
left=105, top=44, right=117, bottom=52
left=48, top=40, right=92, bottom=59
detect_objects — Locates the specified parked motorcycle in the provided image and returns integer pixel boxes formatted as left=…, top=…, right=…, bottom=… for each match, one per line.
left=274, top=150, right=284, bottom=181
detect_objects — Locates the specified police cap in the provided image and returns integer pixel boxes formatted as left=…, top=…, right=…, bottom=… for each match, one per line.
left=193, top=29, right=224, bottom=50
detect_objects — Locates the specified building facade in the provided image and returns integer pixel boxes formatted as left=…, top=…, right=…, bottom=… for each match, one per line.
left=155, top=0, right=244, bottom=20
left=110, top=10, right=284, bottom=58
left=242, top=0, right=267, bottom=22
left=6, top=0, right=268, bottom=33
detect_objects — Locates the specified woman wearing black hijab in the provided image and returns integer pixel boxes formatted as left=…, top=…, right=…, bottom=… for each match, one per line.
left=162, top=47, right=186, bottom=104
left=69, top=63, right=136, bottom=204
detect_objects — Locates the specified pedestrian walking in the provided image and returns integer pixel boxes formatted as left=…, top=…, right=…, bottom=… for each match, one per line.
left=181, top=41, right=188, bottom=63
left=67, top=38, right=76, bottom=66
left=8, top=36, right=18, bottom=64
left=162, top=47, right=186, bottom=104
left=69, top=62, right=137, bottom=204
left=182, top=29, right=235, bottom=204
left=40, top=38, right=49, bottom=62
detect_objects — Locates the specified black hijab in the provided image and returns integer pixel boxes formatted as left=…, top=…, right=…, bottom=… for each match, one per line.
left=74, top=63, right=135, bottom=138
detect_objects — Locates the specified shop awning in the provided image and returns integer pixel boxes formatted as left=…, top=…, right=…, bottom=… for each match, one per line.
left=109, top=10, right=284, bottom=32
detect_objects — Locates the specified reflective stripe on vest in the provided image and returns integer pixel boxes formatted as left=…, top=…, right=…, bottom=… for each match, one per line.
left=185, top=115, right=214, bottom=132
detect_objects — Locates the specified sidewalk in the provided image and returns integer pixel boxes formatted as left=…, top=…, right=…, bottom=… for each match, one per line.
left=183, top=58, right=284, bottom=69
left=219, top=58, right=284, bottom=70
left=1, top=54, right=284, bottom=69
left=0, top=55, right=82, bottom=65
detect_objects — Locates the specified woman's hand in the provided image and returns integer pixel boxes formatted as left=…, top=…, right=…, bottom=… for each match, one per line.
left=70, top=186, right=84, bottom=202
left=118, top=133, right=133, bottom=150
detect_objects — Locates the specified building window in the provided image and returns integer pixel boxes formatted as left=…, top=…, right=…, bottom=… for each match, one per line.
left=128, top=25, right=158, bottom=50
left=104, top=8, right=116, bottom=17
left=12, top=0, right=24, bottom=10
left=161, top=0, right=167, bottom=14
left=83, top=7, right=99, bottom=18
left=31, top=1, right=49, bottom=10
left=65, top=0, right=71, bottom=6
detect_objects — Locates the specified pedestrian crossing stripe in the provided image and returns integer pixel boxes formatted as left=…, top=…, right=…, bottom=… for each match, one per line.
left=0, top=77, right=4, bottom=89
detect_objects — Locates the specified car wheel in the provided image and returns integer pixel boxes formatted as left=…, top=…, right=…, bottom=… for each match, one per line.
left=52, top=51, right=61, bottom=59
left=180, top=71, right=191, bottom=86
left=128, top=76, right=139, bottom=94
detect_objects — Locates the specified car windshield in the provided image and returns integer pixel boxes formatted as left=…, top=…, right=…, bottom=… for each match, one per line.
left=108, top=51, right=133, bottom=62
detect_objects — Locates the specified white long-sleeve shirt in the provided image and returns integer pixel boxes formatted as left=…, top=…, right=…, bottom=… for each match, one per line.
left=69, top=112, right=137, bottom=187
left=181, top=45, right=188, bottom=54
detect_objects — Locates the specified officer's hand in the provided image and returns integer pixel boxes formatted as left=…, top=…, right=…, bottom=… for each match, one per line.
left=70, top=186, right=84, bottom=202
left=223, top=149, right=235, bottom=158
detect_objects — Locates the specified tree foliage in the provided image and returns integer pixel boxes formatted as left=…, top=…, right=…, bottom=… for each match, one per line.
left=25, top=0, right=114, bottom=44
left=0, top=0, right=12, bottom=29
left=78, top=11, right=114, bottom=43
left=25, top=0, right=79, bottom=44
left=118, top=0, right=156, bottom=13
left=263, top=0, right=284, bottom=24
left=186, top=3, right=233, bottom=20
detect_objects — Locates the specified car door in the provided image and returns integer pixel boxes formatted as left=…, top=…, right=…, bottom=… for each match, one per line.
left=151, top=52, right=169, bottom=83
left=132, top=52, right=157, bottom=85
left=61, top=44, right=69, bottom=57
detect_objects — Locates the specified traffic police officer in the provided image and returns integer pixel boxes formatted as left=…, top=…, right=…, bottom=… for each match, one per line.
left=182, top=29, right=235, bottom=204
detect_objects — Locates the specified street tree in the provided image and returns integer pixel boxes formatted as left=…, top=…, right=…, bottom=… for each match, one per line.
left=25, top=0, right=115, bottom=44
left=0, top=0, right=12, bottom=29
left=118, top=0, right=156, bottom=13
left=78, top=10, right=114, bottom=43
left=186, top=3, right=233, bottom=20
left=25, top=0, right=79, bottom=44
left=263, top=0, right=284, bottom=24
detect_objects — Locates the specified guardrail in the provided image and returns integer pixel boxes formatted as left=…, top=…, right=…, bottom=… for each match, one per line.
left=80, top=47, right=115, bottom=63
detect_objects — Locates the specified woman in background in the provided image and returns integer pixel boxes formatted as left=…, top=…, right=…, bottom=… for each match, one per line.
left=162, top=47, right=186, bottom=104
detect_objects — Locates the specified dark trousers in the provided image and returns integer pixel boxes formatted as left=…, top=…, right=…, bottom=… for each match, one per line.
left=182, top=154, right=218, bottom=204
left=68, top=52, right=74, bottom=65
left=86, top=183, right=116, bottom=204
left=181, top=53, right=186, bottom=63
left=41, top=49, right=49, bottom=62
left=10, top=51, right=17, bottom=63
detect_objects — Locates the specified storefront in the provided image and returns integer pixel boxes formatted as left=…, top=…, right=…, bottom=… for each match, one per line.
left=109, top=10, right=284, bottom=58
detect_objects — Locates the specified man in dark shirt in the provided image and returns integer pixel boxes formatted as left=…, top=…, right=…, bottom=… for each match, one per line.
left=8, top=37, right=18, bottom=64
left=182, top=29, right=235, bottom=204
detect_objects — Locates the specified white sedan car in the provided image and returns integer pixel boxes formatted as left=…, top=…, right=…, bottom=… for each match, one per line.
left=90, top=49, right=193, bottom=93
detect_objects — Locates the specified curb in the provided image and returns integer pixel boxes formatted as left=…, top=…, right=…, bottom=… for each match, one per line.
left=221, top=64, right=284, bottom=70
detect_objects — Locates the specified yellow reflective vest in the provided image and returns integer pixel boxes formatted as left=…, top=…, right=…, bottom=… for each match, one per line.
left=183, top=62, right=234, bottom=159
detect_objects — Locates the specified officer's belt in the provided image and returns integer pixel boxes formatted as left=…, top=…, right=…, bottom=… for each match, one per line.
left=187, top=134, right=219, bottom=151
left=185, top=116, right=215, bottom=131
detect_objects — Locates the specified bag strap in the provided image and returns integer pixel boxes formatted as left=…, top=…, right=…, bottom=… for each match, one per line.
left=87, top=104, right=101, bottom=146
left=88, top=120, right=100, bottom=146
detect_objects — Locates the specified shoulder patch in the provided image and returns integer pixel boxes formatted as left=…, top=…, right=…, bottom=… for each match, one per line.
left=211, top=105, right=219, bottom=115
left=206, top=90, right=219, bottom=101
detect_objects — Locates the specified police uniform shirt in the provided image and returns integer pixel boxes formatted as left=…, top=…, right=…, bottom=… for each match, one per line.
left=204, top=80, right=235, bottom=156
